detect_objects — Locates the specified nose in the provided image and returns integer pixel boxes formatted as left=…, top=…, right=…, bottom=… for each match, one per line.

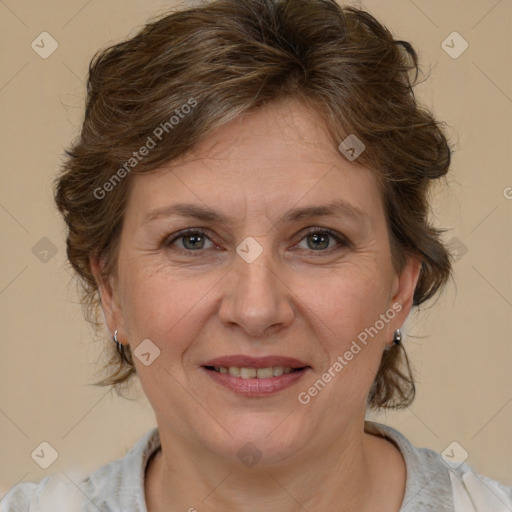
left=218, top=247, right=295, bottom=338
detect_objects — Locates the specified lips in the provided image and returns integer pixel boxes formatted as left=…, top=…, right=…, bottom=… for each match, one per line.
left=200, top=355, right=311, bottom=396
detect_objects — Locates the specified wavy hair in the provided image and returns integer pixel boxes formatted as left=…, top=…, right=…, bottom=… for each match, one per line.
left=54, top=0, right=452, bottom=409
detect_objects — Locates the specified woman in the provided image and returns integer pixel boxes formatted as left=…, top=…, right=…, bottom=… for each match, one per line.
left=2, top=0, right=511, bottom=510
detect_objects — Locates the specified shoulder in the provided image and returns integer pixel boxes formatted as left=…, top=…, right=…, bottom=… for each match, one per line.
left=364, top=420, right=512, bottom=511
left=448, top=466, right=512, bottom=512
left=0, top=427, right=160, bottom=512
left=1, top=478, right=44, bottom=512
left=0, top=473, right=85, bottom=512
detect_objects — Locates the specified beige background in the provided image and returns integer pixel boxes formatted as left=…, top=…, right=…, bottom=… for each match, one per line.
left=0, top=0, right=511, bottom=498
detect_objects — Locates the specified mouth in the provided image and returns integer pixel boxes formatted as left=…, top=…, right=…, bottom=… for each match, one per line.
left=203, top=365, right=305, bottom=378
left=200, top=356, right=311, bottom=396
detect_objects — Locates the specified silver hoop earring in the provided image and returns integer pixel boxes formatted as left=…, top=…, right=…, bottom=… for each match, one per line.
left=393, top=328, right=402, bottom=345
left=113, top=329, right=126, bottom=358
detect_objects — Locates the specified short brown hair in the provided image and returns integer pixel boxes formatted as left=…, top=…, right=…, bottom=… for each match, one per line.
left=54, top=0, right=452, bottom=409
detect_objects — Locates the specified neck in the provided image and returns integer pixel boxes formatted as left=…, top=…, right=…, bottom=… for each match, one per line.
left=145, top=419, right=388, bottom=512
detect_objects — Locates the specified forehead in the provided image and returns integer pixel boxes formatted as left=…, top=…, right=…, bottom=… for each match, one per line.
left=171, top=98, right=348, bottom=175
left=126, top=99, right=384, bottom=228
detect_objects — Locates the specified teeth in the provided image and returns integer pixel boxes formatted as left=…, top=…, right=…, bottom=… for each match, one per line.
left=273, top=367, right=284, bottom=377
left=240, top=367, right=257, bottom=378
left=213, top=366, right=299, bottom=379
left=256, top=367, right=274, bottom=379
left=228, top=366, right=240, bottom=377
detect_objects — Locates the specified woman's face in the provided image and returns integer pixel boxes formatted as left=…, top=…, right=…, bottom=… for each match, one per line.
left=95, top=98, right=419, bottom=465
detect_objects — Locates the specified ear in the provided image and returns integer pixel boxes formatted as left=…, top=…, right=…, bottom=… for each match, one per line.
left=90, top=254, right=126, bottom=344
left=389, top=255, right=422, bottom=328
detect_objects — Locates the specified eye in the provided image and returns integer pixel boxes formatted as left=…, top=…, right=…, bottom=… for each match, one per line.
left=294, top=227, right=349, bottom=253
left=166, top=229, right=216, bottom=255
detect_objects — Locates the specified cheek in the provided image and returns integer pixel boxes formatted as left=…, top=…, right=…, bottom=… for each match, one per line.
left=298, top=263, right=392, bottom=344
left=297, top=266, right=392, bottom=398
left=118, top=261, right=222, bottom=352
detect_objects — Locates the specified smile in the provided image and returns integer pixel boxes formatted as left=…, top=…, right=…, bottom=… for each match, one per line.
left=208, top=365, right=300, bottom=378
left=202, top=365, right=310, bottom=396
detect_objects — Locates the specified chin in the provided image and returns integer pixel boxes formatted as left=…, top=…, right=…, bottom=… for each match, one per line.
left=205, top=415, right=309, bottom=467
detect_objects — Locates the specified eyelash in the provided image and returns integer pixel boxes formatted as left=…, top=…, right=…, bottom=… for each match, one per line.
left=164, top=227, right=350, bottom=257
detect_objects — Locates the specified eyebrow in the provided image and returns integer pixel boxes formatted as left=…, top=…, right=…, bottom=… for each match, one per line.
left=142, top=199, right=369, bottom=226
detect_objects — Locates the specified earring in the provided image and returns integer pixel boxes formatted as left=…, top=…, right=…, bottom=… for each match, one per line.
left=113, top=329, right=125, bottom=356
left=393, top=328, right=402, bottom=346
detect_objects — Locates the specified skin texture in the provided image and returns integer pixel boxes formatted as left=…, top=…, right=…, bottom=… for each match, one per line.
left=92, top=98, right=421, bottom=512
